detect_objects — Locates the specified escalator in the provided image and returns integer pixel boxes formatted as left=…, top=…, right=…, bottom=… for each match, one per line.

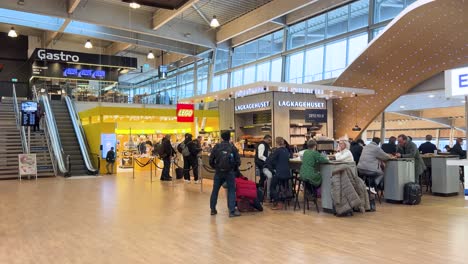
left=42, top=95, right=97, bottom=176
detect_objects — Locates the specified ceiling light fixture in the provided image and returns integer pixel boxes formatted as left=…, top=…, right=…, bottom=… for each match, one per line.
left=129, top=2, right=141, bottom=9
left=428, top=94, right=435, bottom=98
left=8, top=27, right=18, bottom=38
left=147, top=50, right=155, bottom=59
left=210, top=15, right=220, bottom=28
left=84, top=39, right=93, bottom=49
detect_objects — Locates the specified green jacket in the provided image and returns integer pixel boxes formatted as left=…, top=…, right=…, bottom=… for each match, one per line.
left=300, top=150, right=329, bottom=187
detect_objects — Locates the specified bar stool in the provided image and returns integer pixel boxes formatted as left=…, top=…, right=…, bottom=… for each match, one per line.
left=294, top=179, right=320, bottom=214
left=358, top=170, right=381, bottom=207
left=276, top=177, right=294, bottom=210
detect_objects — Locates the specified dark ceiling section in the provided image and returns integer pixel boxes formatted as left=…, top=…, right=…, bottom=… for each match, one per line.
left=122, top=0, right=189, bottom=10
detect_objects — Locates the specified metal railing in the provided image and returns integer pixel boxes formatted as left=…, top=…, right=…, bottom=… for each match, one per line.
left=12, top=84, right=28, bottom=154
left=65, top=96, right=98, bottom=175
left=32, top=86, right=58, bottom=176
left=41, top=93, right=70, bottom=176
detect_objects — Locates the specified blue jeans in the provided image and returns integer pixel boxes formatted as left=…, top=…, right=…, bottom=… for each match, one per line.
left=161, top=158, right=171, bottom=179
left=210, top=171, right=236, bottom=213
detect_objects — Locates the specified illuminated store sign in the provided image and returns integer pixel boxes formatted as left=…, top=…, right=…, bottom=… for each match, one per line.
left=235, top=101, right=270, bottom=111
left=278, top=87, right=324, bottom=95
left=37, top=49, right=79, bottom=62
left=277, top=101, right=325, bottom=108
left=63, top=68, right=106, bottom=79
left=176, top=104, right=194, bottom=122
left=445, top=67, right=468, bottom=97
left=235, top=87, right=269, bottom=97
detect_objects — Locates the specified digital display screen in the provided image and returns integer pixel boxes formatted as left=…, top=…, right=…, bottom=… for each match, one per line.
left=21, top=101, right=38, bottom=112
left=101, top=134, right=117, bottom=159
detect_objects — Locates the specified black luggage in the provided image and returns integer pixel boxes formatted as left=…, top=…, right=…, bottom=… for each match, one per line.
left=175, top=168, right=184, bottom=179
left=403, top=182, right=422, bottom=205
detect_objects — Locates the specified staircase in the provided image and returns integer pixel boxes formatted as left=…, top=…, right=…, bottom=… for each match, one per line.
left=50, top=100, right=88, bottom=176
left=0, top=98, right=24, bottom=179
left=30, top=131, right=55, bottom=177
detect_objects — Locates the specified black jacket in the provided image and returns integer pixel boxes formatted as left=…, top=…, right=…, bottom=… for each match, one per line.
left=209, top=141, right=241, bottom=172
left=187, top=139, right=201, bottom=157
left=265, top=146, right=291, bottom=179
left=162, top=138, right=175, bottom=159
left=255, top=141, right=270, bottom=166
left=350, top=142, right=363, bottom=164
left=381, top=143, right=396, bottom=154
left=418, top=142, right=437, bottom=154
left=106, top=150, right=115, bottom=162
left=450, top=143, right=466, bottom=159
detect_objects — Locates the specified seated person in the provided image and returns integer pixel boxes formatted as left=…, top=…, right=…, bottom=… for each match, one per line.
left=333, top=140, right=354, bottom=162
left=300, top=140, right=329, bottom=188
left=357, top=137, right=393, bottom=192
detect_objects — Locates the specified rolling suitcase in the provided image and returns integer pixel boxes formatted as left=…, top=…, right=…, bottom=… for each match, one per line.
left=235, top=177, right=263, bottom=212
left=403, top=182, right=422, bottom=205
left=175, top=168, right=184, bottom=179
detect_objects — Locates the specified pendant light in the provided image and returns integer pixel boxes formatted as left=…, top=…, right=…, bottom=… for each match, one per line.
left=351, top=94, right=361, bottom=131
left=8, top=27, right=18, bottom=38
left=84, top=39, right=93, bottom=49
left=210, top=15, right=220, bottom=28
left=147, top=50, right=155, bottom=59
left=129, top=2, right=141, bottom=9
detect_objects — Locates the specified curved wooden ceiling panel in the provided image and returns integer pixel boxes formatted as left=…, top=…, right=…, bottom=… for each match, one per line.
left=332, top=0, right=468, bottom=139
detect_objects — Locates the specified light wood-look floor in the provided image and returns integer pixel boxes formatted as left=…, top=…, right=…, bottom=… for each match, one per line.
left=1, top=172, right=467, bottom=264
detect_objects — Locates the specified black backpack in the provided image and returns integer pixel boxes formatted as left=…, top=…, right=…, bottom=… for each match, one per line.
left=215, top=143, right=235, bottom=172
left=403, top=182, right=421, bottom=205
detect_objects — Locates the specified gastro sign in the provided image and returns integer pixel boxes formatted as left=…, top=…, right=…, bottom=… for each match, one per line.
left=176, top=104, right=195, bottom=122
left=37, top=49, right=80, bottom=62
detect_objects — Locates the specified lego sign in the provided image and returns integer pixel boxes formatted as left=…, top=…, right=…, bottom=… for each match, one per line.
left=176, top=104, right=194, bottom=122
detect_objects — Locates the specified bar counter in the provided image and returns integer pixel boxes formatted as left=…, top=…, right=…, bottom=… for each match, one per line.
left=289, top=159, right=356, bottom=213
left=384, top=158, right=415, bottom=203
left=422, top=155, right=460, bottom=196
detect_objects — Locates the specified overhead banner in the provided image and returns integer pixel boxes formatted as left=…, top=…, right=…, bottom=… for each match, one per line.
left=176, top=104, right=195, bottom=122
left=305, top=109, right=327, bottom=123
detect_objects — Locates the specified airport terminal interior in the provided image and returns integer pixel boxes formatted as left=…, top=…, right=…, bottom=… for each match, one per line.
left=0, top=0, right=467, bottom=263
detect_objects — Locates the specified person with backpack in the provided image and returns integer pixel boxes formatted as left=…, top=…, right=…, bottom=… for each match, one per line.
left=179, top=133, right=202, bottom=183
left=209, top=131, right=241, bottom=217
left=160, top=134, right=175, bottom=181
left=105, top=147, right=116, bottom=175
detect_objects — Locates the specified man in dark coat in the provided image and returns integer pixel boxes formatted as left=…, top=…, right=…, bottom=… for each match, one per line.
left=160, top=134, right=175, bottom=181
left=350, top=139, right=365, bottom=164
left=418, top=135, right=437, bottom=154
left=381, top=136, right=397, bottom=154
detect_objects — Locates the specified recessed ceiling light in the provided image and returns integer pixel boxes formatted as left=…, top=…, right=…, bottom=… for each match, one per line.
left=129, top=2, right=141, bottom=9
left=428, top=94, right=435, bottom=98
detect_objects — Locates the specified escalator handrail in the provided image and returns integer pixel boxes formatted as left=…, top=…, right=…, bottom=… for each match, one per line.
left=41, top=94, right=70, bottom=175
left=65, top=96, right=98, bottom=174
left=12, top=84, right=29, bottom=154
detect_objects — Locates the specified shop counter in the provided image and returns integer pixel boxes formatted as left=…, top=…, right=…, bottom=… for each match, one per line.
left=200, top=154, right=255, bottom=181
left=430, top=155, right=459, bottom=196
left=384, top=158, right=415, bottom=203
left=290, top=159, right=356, bottom=213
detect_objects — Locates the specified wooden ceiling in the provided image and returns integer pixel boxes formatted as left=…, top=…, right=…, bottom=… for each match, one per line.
left=332, top=0, right=468, bottom=139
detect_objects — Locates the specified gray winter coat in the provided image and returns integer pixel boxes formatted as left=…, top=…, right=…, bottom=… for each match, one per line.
left=357, top=142, right=391, bottom=173
left=331, top=164, right=370, bottom=215
left=397, top=141, right=426, bottom=177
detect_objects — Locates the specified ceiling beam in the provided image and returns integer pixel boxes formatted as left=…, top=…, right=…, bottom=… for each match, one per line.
left=0, top=0, right=215, bottom=55
left=105, top=42, right=133, bottom=55
left=152, top=0, right=200, bottom=30
left=216, top=0, right=318, bottom=43
left=67, top=0, right=81, bottom=14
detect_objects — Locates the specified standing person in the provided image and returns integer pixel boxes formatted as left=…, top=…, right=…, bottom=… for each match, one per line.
left=419, top=135, right=438, bottom=154
left=350, top=139, right=365, bottom=164
left=33, top=105, right=42, bottom=132
left=209, top=131, right=241, bottom=217
left=381, top=136, right=397, bottom=154
left=160, top=134, right=175, bottom=181
left=105, top=147, right=116, bottom=175
left=182, top=134, right=202, bottom=183
left=395, top=134, right=426, bottom=183
left=266, top=137, right=291, bottom=210
left=450, top=138, right=466, bottom=159
left=255, top=135, right=272, bottom=189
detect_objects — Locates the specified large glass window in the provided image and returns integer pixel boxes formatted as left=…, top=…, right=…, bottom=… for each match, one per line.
left=374, top=0, right=417, bottom=23
left=231, top=69, right=243, bottom=87
left=304, top=45, right=324, bottom=83
left=271, top=58, right=282, bottom=82
left=231, top=57, right=283, bottom=86
left=324, top=39, right=347, bottom=78
left=326, top=5, right=349, bottom=38
left=349, top=0, right=369, bottom=31
left=214, top=49, right=229, bottom=72
left=212, top=73, right=228, bottom=92
left=286, top=52, right=304, bottom=84
left=232, top=30, right=284, bottom=67
left=347, top=32, right=368, bottom=63
left=256, top=61, right=270, bottom=82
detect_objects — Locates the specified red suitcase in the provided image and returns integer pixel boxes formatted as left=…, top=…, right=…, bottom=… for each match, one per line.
left=235, top=177, right=257, bottom=201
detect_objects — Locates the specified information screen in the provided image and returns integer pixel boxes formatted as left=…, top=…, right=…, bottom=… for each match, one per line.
left=21, top=101, right=38, bottom=112
left=101, top=134, right=117, bottom=159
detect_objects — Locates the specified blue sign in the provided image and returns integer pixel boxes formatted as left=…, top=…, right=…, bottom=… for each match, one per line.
left=101, top=134, right=117, bottom=159
left=459, top=73, right=468, bottom=88
left=63, top=67, right=106, bottom=79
